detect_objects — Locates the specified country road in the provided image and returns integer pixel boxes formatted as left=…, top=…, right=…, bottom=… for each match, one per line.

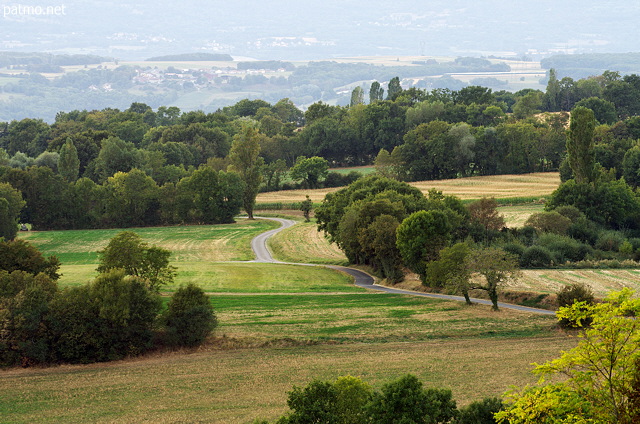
left=252, top=217, right=556, bottom=316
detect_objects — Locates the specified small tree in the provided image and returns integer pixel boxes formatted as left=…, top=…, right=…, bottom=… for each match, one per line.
left=465, top=247, right=520, bottom=311
left=0, top=239, right=60, bottom=280
left=290, top=156, right=329, bottom=189
left=300, top=195, right=313, bottom=222
left=97, top=231, right=176, bottom=292
left=163, top=283, right=217, bottom=347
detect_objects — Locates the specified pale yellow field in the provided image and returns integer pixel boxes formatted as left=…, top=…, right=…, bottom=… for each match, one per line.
left=513, top=269, right=640, bottom=298
left=256, top=172, right=561, bottom=204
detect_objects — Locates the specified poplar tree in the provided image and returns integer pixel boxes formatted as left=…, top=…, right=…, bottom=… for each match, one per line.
left=228, top=125, right=264, bottom=219
left=57, top=137, right=80, bottom=182
left=567, top=106, right=597, bottom=184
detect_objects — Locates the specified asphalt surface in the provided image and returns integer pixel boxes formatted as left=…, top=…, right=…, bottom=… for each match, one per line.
left=252, top=217, right=556, bottom=316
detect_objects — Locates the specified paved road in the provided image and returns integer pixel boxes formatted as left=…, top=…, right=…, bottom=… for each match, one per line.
left=250, top=217, right=296, bottom=262
left=252, top=217, right=556, bottom=316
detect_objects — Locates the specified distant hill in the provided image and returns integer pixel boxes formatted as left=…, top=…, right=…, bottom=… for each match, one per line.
left=541, top=53, right=640, bottom=79
left=146, top=53, right=233, bottom=62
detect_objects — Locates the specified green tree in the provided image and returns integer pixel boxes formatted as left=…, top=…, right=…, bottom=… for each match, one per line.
left=103, top=169, right=160, bottom=227
left=49, top=270, right=161, bottom=363
left=0, top=270, right=57, bottom=367
left=425, top=242, right=472, bottom=303
left=365, top=374, right=458, bottom=424
left=96, top=231, right=176, bottom=292
left=396, top=209, right=453, bottom=284
left=0, top=182, right=25, bottom=240
left=567, top=106, right=597, bottom=184
left=465, top=247, right=520, bottom=311
left=300, top=195, right=313, bottom=222
left=278, top=376, right=373, bottom=424
left=369, top=81, right=384, bottom=103
left=228, top=125, right=264, bottom=219
left=177, top=167, right=243, bottom=224
left=57, top=137, right=80, bottom=182
left=290, top=156, right=329, bottom=189
left=0, top=239, right=60, bottom=280
left=93, top=136, right=144, bottom=182
left=387, top=76, right=403, bottom=100
left=163, top=283, right=217, bottom=347
left=350, top=86, right=364, bottom=107
left=498, top=289, right=640, bottom=423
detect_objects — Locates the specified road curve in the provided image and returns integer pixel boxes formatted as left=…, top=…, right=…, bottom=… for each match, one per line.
left=252, top=217, right=556, bottom=316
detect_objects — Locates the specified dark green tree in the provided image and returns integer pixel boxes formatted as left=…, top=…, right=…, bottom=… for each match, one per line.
left=0, top=239, right=60, bottom=280
left=567, top=106, right=597, bottom=184
left=387, top=76, right=403, bottom=100
left=366, top=374, right=458, bottom=424
left=228, top=125, right=264, bottom=220
left=290, top=156, right=329, bottom=189
left=369, top=81, right=384, bottom=103
left=163, top=283, right=216, bottom=347
left=57, top=137, right=80, bottom=182
left=0, top=182, right=25, bottom=240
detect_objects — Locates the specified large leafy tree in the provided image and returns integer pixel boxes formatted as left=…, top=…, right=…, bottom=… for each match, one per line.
left=289, top=156, right=329, bottom=189
left=96, top=231, right=176, bottom=292
left=57, top=137, right=80, bottom=182
left=497, top=289, right=640, bottom=423
left=0, top=239, right=60, bottom=281
left=228, top=125, right=264, bottom=219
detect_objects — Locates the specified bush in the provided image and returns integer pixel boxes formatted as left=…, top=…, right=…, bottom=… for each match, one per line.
left=365, top=374, right=457, bottom=424
left=554, top=205, right=583, bottom=222
left=520, top=245, right=554, bottom=268
left=536, top=233, right=592, bottom=263
left=567, top=216, right=600, bottom=246
left=49, top=270, right=161, bottom=363
left=500, top=242, right=526, bottom=259
left=0, top=271, right=57, bottom=367
left=557, top=283, right=595, bottom=328
left=524, top=211, right=572, bottom=235
left=163, top=283, right=217, bottom=347
left=278, top=376, right=372, bottom=424
left=456, top=397, right=504, bottom=424
left=595, top=230, right=626, bottom=251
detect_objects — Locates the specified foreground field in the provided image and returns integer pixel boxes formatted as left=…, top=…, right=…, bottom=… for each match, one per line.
left=0, top=336, right=574, bottom=424
left=256, top=172, right=561, bottom=204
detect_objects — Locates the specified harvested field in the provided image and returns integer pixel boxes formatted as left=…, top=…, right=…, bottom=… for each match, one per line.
left=268, top=221, right=347, bottom=264
left=514, top=269, right=640, bottom=298
left=0, top=336, right=575, bottom=424
left=256, top=172, right=560, bottom=204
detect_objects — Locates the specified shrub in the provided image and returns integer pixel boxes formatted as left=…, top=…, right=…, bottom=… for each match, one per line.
left=365, top=374, right=457, bottom=424
left=595, top=230, right=626, bottom=251
left=567, top=216, right=600, bottom=246
left=49, top=270, right=161, bottom=363
left=500, top=242, right=525, bottom=259
left=524, top=211, right=572, bottom=235
left=520, top=245, right=554, bottom=268
left=0, top=271, right=57, bottom=367
left=554, top=205, right=583, bottom=222
left=557, top=283, right=595, bottom=328
left=456, top=397, right=504, bottom=424
left=536, top=233, right=592, bottom=263
left=163, top=283, right=217, bottom=347
left=278, top=376, right=373, bottom=424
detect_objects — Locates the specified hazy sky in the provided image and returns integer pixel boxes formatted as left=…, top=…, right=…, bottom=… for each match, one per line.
left=1, top=1, right=639, bottom=59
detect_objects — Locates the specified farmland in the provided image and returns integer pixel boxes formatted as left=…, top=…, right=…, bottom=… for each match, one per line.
left=2, top=171, right=637, bottom=423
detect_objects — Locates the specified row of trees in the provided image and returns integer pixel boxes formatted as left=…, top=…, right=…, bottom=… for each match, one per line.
left=0, top=234, right=216, bottom=366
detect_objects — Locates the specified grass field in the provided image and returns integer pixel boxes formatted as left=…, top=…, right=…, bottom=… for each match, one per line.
left=256, top=172, right=561, bottom=204
left=0, top=335, right=574, bottom=424
left=268, top=221, right=347, bottom=264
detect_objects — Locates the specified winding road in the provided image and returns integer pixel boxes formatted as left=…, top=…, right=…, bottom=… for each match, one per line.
left=253, top=217, right=556, bottom=316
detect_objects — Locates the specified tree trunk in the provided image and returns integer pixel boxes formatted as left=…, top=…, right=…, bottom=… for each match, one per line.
left=488, top=285, right=500, bottom=311
left=462, top=290, right=472, bottom=306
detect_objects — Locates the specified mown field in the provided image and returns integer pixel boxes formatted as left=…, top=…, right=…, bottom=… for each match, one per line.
left=256, top=171, right=561, bottom=204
